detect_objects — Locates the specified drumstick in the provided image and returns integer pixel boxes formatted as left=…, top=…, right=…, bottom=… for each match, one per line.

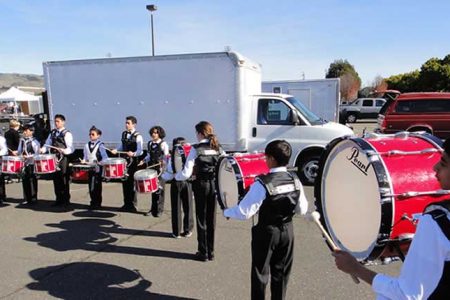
left=309, top=211, right=360, bottom=284
left=146, top=162, right=161, bottom=169
left=44, top=144, right=63, bottom=151
left=104, top=147, right=128, bottom=155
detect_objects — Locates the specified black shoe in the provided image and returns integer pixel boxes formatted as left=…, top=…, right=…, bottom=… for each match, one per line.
left=208, top=253, right=215, bottom=261
left=194, top=252, right=208, bottom=262
left=181, top=231, right=193, bottom=238
left=119, top=205, right=137, bottom=213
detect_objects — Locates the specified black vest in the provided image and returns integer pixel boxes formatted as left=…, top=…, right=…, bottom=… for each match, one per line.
left=50, top=129, right=68, bottom=154
left=148, top=140, right=163, bottom=165
left=21, top=138, right=36, bottom=155
left=121, top=131, right=140, bottom=152
left=87, top=141, right=103, bottom=162
left=256, top=172, right=301, bottom=227
left=425, top=200, right=450, bottom=300
left=193, top=142, right=220, bottom=180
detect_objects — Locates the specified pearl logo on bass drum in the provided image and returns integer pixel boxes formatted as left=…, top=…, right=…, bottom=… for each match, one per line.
left=346, top=147, right=370, bottom=176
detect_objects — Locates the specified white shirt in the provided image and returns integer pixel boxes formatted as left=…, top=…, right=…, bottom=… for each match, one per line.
left=143, top=139, right=169, bottom=163
left=83, top=140, right=108, bottom=163
left=175, top=139, right=224, bottom=181
left=17, top=137, right=40, bottom=155
left=41, top=128, right=74, bottom=155
left=372, top=213, right=450, bottom=300
left=224, top=167, right=308, bottom=220
left=0, top=136, right=8, bottom=156
left=117, top=129, right=143, bottom=157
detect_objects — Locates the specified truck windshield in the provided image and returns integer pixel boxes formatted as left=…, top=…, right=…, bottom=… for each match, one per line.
left=286, top=97, right=324, bottom=125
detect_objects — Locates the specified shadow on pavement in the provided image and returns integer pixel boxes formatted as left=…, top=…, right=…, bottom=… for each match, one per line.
left=24, top=218, right=197, bottom=260
left=27, top=262, right=197, bottom=299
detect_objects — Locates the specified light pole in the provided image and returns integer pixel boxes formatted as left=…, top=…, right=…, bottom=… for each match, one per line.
left=146, top=4, right=157, bottom=56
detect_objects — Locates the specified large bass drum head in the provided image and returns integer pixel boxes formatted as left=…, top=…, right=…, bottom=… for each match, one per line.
left=317, top=138, right=383, bottom=260
left=216, top=157, right=240, bottom=209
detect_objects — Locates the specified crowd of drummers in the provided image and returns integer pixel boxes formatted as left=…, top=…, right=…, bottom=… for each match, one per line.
left=1, top=114, right=450, bottom=300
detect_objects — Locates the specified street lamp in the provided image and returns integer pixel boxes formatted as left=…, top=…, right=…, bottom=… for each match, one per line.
left=146, top=4, right=157, bottom=56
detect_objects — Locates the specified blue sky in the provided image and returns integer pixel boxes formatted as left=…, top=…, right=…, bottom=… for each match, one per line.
left=1, top=0, right=449, bottom=86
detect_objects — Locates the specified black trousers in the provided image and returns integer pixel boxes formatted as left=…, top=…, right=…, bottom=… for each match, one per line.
left=251, top=222, right=294, bottom=300
left=192, top=179, right=217, bottom=256
left=149, top=166, right=164, bottom=216
left=53, top=157, right=71, bottom=204
left=22, top=165, right=38, bottom=203
left=88, top=168, right=102, bottom=207
left=0, top=174, right=5, bottom=201
left=122, top=159, right=137, bottom=208
left=170, top=180, right=193, bottom=236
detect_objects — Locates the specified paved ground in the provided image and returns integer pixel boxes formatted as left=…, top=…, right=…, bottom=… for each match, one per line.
left=0, top=121, right=401, bottom=299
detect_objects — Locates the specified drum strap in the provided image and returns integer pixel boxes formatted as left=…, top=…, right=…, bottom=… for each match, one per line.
left=262, top=172, right=301, bottom=196
left=426, top=210, right=450, bottom=240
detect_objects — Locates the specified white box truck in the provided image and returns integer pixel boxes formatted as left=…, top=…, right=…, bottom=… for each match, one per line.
left=262, top=79, right=340, bottom=123
left=43, top=51, right=353, bottom=184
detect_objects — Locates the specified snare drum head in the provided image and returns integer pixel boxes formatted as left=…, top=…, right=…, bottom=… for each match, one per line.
left=103, top=158, right=126, bottom=164
left=134, top=169, right=157, bottom=180
left=318, top=138, right=382, bottom=260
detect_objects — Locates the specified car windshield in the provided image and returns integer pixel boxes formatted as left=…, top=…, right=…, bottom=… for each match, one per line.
left=286, top=97, right=325, bottom=125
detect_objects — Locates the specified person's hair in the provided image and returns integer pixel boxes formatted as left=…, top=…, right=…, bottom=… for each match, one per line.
left=89, top=125, right=102, bottom=136
left=443, top=139, right=450, bottom=156
left=54, top=114, right=66, bottom=121
left=265, top=140, right=292, bottom=166
left=22, top=124, right=35, bottom=132
left=172, top=137, right=186, bottom=147
left=195, top=121, right=219, bottom=151
left=9, top=119, right=20, bottom=128
left=126, top=116, right=137, bottom=124
left=149, top=125, right=166, bottom=139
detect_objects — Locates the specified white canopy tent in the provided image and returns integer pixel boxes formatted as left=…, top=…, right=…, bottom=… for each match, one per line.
left=0, top=87, right=40, bottom=102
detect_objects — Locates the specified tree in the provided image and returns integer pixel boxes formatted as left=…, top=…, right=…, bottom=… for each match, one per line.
left=326, top=59, right=361, bottom=100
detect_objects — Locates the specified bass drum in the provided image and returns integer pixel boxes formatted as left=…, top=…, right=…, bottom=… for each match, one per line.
left=314, top=132, right=447, bottom=262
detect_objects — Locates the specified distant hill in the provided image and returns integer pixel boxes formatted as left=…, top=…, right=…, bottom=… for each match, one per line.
left=0, top=73, right=44, bottom=93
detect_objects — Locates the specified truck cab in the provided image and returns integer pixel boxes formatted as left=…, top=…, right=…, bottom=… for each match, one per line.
left=248, top=93, right=354, bottom=184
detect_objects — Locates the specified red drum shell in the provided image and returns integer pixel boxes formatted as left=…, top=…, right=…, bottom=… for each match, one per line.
left=216, top=152, right=269, bottom=209
left=34, top=154, right=57, bottom=174
left=71, top=164, right=96, bottom=182
left=134, top=169, right=158, bottom=193
left=1, top=156, right=24, bottom=174
left=102, top=158, right=126, bottom=179
left=315, top=132, right=446, bottom=262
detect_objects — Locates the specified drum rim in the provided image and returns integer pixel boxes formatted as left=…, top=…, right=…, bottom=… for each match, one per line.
left=2, top=156, right=24, bottom=161
left=315, top=135, right=394, bottom=262
left=215, top=155, right=244, bottom=210
left=134, top=169, right=157, bottom=180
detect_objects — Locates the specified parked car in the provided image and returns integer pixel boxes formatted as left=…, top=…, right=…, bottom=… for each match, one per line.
left=339, top=98, right=386, bottom=123
left=378, top=92, right=450, bottom=139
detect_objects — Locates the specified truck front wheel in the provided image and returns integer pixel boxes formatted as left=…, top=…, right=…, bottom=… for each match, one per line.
left=346, top=113, right=357, bottom=123
left=298, top=154, right=320, bottom=186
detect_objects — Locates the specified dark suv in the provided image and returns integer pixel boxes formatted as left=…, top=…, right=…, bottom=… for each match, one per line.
left=378, top=92, right=450, bottom=139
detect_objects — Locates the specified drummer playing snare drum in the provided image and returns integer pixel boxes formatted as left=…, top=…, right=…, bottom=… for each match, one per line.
left=333, top=138, right=450, bottom=299
left=16, top=124, right=40, bottom=205
left=82, top=126, right=108, bottom=210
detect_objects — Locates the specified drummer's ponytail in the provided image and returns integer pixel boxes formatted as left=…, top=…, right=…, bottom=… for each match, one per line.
left=195, top=121, right=220, bottom=151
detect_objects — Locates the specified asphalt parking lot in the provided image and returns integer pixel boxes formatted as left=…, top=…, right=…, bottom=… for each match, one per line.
left=0, top=120, right=401, bottom=299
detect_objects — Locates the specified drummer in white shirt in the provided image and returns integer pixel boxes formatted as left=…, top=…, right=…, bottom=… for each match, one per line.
left=224, top=140, right=308, bottom=300
left=333, top=138, right=450, bottom=300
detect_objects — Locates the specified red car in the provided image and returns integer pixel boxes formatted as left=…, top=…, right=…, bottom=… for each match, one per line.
left=378, top=92, right=450, bottom=138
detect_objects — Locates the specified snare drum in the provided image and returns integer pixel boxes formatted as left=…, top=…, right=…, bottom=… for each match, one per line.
left=315, top=132, right=447, bottom=262
left=1, top=156, right=24, bottom=174
left=216, top=152, right=269, bottom=209
left=173, top=144, right=191, bottom=173
left=101, top=158, right=127, bottom=180
left=71, top=164, right=96, bottom=182
left=134, top=169, right=159, bottom=193
left=34, top=154, right=57, bottom=174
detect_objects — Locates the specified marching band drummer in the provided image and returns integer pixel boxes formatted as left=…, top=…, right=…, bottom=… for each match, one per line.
left=0, top=133, right=8, bottom=205
left=40, top=114, right=74, bottom=209
left=111, top=116, right=143, bottom=213
left=175, top=121, right=224, bottom=262
left=223, top=140, right=308, bottom=300
left=83, top=126, right=108, bottom=210
left=333, top=138, right=450, bottom=300
left=16, top=124, right=40, bottom=205
left=138, top=125, right=169, bottom=217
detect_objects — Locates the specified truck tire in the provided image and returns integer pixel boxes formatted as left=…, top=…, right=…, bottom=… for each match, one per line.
left=346, top=113, right=357, bottom=123
left=298, top=154, right=320, bottom=186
